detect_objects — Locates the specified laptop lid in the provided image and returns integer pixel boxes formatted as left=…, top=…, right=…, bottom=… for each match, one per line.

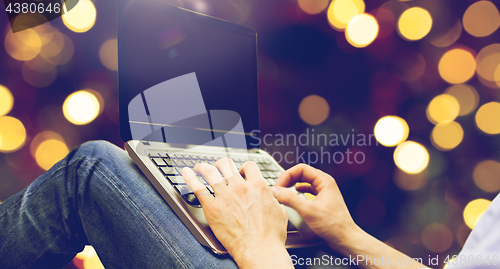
left=118, top=0, right=259, bottom=150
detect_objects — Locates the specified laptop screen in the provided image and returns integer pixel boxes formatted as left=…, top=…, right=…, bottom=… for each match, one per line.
left=118, top=0, right=259, bottom=149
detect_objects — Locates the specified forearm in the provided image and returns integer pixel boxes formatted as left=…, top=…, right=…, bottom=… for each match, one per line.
left=328, top=225, right=429, bottom=269
left=233, top=245, right=293, bottom=269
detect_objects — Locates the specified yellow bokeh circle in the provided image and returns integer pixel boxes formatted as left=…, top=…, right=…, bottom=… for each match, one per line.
left=63, top=90, right=101, bottom=125
left=394, top=141, right=429, bottom=174
left=298, top=0, right=330, bottom=15
left=0, top=116, right=27, bottom=153
left=426, top=94, right=460, bottom=125
left=99, top=39, right=118, bottom=71
left=298, top=95, right=330, bottom=125
left=397, top=7, right=433, bottom=41
left=327, top=0, right=365, bottom=30
left=444, top=84, right=479, bottom=116
left=35, top=139, right=69, bottom=171
left=475, top=102, right=500, bottom=135
left=346, top=13, right=379, bottom=48
left=0, top=85, right=14, bottom=117
left=463, top=199, right=491, bottom=229
left=473, top=160, right=500, bottom=193
left=430, top=121, right=464, bottom=151
left=374, top=116, right=409, bottom=147
left=438, top=49, right=476, bottom=84
left=463, top=1, right=500, bottom=38
left=62, top=0, right=97, bottom=33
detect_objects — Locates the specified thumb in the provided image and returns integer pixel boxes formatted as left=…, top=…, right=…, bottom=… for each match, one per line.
left=271, top=186, right=309, bottom=214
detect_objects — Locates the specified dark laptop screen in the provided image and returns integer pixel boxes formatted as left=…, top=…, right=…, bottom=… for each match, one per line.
left=118, top=0, right=259, bottom=149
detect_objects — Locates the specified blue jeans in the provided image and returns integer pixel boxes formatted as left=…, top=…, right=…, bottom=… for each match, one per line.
left=0, top=141, right=349, bottom=269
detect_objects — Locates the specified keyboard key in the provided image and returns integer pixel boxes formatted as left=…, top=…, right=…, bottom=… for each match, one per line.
left=206, top=185, right=214, bottom=193
left=197, top=176, right=208, bottom=185
left=183, top=193, right=200, bottom=206
left=152, top=157, right=167, bottom=167
left=160, top=167, right=177, bottom=176
left=167, top=176, right=186, bottom=184
left=175, top=167, right=185, bottom=175
left=266, top=177, right=276, bottom=185
left=199, top=156, right=208, bottom=161
left=164, top=158, right=173, bottom=167
left=173, top=159, right=186, bottom=166
left=159, top=152, right=169, bottom=158
left=191, top=155, right=199, bottom=161
left=174, top=184, right=193, bottom=195
left=257, top=163, right=266, bottom=170
left=148, top=153, right=160, bottom=158
left=184, top=160, right=196, bottom=167
left=263, top=163, right=279, bottom=171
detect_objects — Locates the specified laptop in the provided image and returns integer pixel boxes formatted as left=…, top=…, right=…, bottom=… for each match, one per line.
left=118, top=0, right=323, bottom=254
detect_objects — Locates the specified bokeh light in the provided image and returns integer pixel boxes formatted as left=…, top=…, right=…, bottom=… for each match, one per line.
left=21, top=62, right=58, bottom=88
left=298, top=0, right=329, bottom=15
left=4, top=28, right=42, bottom=61
left=463, top=1, right=500, bottom=38
left=0, top=116, right=27, bottom=153
left=99, top=38, right=118, bottom=71
left=430, top=19, right=462, bottom=48
left=391, top=50, right=426, bottom=82
left=394, top=141, right=429, bottom=174
left=298, top=95, right=330, bottom=125
left=394, top=169, right=428, bottom=191
left=327, top=0, right=365, bottom=30
left=463, top=199, right=491, bottom=229
left=345, top=14, right=379, bottom=48
left=63, top=90, right=101, bottom=125
left=426, top=94, right=460, bottom=125
left=421, top=223, right=453, bottom=253
left=74, top=245, right=105, bottom=269
left=476, top=44, right=500, bottom=86
left=438, top=48, right=476, bottom=84
left=0, top=85, right=14, bottom=116
left=34, top=135, right=69, bottom=171
left=397, top=7, right=432, bottom=41
left=473, top=160, right=500, bottom=193
left=444, top=84, right=479, bottom=116
left=475, top=102, right=500, bottom=135
left=430, top=121, right=464, bottom=151
left=62, top=0, right=97, bottom=33
left=374, top=116, right=409, bottom=147
left=496, top=64, right=500, bottom=88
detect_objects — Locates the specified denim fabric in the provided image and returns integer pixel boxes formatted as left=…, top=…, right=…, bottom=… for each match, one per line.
left=0, top=141, right=350, bottom=269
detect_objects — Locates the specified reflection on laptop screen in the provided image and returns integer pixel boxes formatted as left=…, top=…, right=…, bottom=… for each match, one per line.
left=118, top=0, right=259, bottom=149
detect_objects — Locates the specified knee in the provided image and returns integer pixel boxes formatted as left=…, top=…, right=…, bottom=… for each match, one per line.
left=74, top=140, right=126, bottom=163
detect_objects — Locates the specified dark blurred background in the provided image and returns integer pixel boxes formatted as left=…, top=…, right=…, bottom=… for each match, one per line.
left=1, top=0, right=500, bottom=268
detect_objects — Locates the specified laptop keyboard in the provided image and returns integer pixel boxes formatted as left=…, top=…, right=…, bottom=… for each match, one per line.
left=148, top=152, right=282, bottom=207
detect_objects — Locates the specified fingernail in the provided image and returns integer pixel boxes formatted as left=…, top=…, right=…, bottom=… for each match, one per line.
left=270, top=186, right=280, bottom=197
left=182, top=167, right=194, bottom=175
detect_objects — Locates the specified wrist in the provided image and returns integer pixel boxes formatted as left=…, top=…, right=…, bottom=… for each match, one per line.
left=232, top=242, right=292, bottom=269
left=325, top=222, right=367, bottom=256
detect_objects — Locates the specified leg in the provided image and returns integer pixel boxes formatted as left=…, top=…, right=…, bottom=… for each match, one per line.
left=0, top=141, right=238, bottom=269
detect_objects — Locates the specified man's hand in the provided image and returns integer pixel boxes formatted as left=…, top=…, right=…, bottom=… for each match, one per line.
left=272, top=164, right=428, bottom=269
left=182, top=159, right=293, bottom=269
left=270, top=163, right=358, bottom=252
